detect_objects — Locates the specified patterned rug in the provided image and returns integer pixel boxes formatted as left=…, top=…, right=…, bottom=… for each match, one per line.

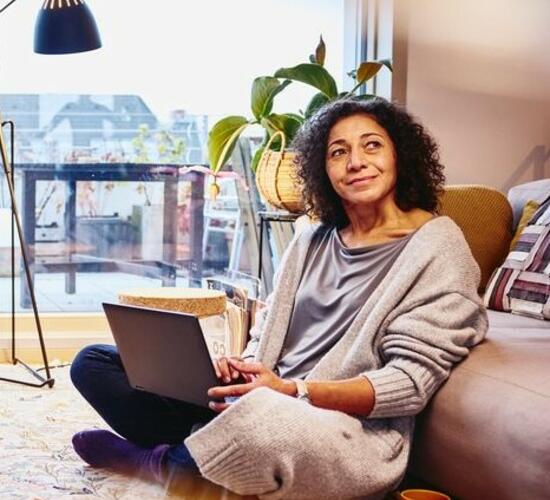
left=0, top=364, right=247, bottom=500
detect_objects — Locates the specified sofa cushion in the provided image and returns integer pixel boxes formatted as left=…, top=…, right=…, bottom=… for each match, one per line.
left=409, top=310, right=550, bottom=500
left=508, top=179, right=550, bottom=229
left=439, top=185, right=513, bottom=292
left=484, top=195, right=550, bottom=320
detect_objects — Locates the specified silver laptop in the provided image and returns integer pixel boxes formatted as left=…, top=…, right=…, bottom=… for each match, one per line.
left=102, top=302, right=222, bottom=408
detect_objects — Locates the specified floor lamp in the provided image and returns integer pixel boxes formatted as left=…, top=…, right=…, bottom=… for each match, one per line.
left=0, top=0, right=102, bottom=388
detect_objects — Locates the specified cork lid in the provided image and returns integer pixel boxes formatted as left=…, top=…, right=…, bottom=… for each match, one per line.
left=118, top=287, right=226, bottom=318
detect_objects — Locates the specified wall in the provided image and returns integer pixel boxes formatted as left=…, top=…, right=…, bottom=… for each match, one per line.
left=393, top=0, right=550, bottom=191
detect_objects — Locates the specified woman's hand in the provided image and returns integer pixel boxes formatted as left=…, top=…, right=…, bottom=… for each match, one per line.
left=213, top=356, right=243, bottom=384
left=207, top=359, right=296, bottom=413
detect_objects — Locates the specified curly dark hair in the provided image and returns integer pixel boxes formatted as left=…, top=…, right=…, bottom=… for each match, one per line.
left=292, top=97, right=445, bottom=228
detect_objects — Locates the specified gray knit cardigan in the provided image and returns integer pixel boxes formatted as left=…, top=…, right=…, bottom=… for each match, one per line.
left=186, top=216, right=488, bottom=499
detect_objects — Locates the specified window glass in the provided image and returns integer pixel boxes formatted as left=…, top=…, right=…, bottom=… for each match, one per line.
left=0, top=0, right=344, bottom=313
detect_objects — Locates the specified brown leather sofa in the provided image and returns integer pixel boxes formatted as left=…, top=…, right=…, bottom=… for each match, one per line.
left=408, top=180, right=550, bottom=500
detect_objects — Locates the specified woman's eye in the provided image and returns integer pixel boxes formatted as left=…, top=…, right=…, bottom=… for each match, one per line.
left=330, top=148, right=346, bottom=158
left=365, top=141, right=381, bottom=150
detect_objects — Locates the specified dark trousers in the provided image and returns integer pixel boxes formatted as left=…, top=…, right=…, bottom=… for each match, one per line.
left=70, top=344, right=216, bottom=465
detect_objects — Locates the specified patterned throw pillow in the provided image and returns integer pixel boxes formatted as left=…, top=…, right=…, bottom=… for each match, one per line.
left=509, top=199, right=540, bottom=251
left=484, top=195, right=550, bottom=320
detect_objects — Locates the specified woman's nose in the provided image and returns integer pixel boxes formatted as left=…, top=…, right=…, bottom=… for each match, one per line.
left=347, top=147, right=366, bottom=171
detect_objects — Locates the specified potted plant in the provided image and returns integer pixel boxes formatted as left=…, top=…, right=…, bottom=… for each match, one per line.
left=207, top=36, right=391, bottom=212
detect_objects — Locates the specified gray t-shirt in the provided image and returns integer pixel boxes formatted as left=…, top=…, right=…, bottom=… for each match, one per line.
left=275, top=225, right=412, bottom=380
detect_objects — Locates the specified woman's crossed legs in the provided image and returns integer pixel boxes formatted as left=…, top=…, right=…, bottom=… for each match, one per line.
left=70, top=344, right=216, bottom=481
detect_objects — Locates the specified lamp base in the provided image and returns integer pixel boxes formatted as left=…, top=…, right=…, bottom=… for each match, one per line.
left=0, top=358, right=55, bottom=388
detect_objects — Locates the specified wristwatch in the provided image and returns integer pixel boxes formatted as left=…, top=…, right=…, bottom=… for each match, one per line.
left=292, top=378, right=310, bottom=403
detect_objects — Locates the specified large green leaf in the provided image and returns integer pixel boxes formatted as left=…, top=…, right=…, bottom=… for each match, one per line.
left=305, top=92, right=330, bottom=118
left=285, top=112, right=305, bottom=123
left=207, top=116, right=249, bottom=173
left=274, top=63, right=338, bottom=98
left=356, top=62, right=383, bottom=85
left=262, top=113, right=304, bottom=145
left=251, top=77, right=291, bottom=121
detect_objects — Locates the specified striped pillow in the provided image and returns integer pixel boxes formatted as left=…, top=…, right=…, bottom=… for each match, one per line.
left=484, top=194, right=550, bottom=320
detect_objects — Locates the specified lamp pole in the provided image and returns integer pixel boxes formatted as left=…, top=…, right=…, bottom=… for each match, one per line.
left=0, top=116, right=54, bottom=387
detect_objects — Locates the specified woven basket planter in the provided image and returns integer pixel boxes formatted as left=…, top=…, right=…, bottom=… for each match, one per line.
left=255, top=131, right=304, bottom=213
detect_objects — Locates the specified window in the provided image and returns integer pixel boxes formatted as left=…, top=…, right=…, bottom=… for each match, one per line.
left=0, top=0, right=345, bottom=313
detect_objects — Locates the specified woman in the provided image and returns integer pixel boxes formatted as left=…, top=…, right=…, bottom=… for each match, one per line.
left=70, top=98, right=487, bottom=499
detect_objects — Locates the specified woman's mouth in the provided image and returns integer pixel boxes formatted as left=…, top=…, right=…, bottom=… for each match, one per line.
left=347, top=175, right=377, bottom=186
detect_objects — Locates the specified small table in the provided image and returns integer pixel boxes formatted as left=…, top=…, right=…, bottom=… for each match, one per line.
left=17, top=163, right=206, bottom=308
left=118, top=287, right=227, bottom=317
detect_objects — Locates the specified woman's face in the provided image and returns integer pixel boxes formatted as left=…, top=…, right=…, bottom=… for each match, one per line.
left=325, top=113, right=398, bottom=208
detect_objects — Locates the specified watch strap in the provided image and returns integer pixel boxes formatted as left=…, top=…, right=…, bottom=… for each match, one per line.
left=291, top=378, right=310, bottom=403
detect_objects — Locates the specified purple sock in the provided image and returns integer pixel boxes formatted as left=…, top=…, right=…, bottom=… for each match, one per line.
left=72, top=430, right=171, bottom=482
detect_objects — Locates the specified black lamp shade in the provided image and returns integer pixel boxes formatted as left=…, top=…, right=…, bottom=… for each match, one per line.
left=34, top=0, right=102, bottom=54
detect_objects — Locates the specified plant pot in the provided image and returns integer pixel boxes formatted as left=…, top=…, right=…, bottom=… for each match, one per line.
left=255, top=131, right=304, bottom=213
